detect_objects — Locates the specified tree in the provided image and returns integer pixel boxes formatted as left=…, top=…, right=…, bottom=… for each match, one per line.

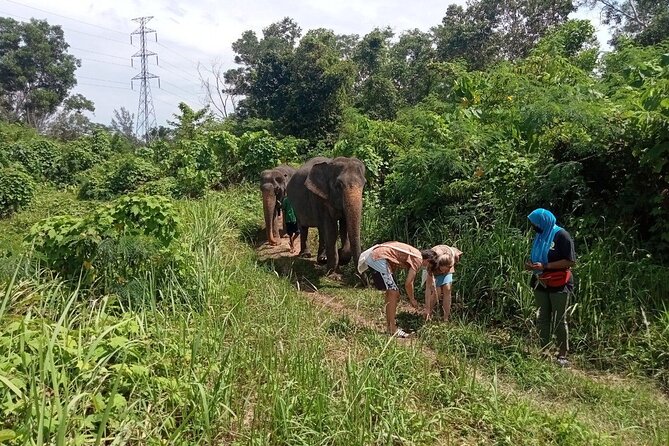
left=433, top=0, right=574, bottom=69
left=167, top=102, right=213, bottom=141
left=433, top=4, right=498, bottom=70
left=45, top=93, right=96, bottom=141
left=390, top=29, right=437, bottom=106
left=198, top=61, right=238, bottom=119
left=352, top=28, right=401, bottom=119
left=226, top=19, right=354, bottom=142
left=284, top=29, right=355, bottom=140
left=111, top=107, right=136, bottom=140
left=580, top=0, right=669, bottom=45
left=0, top=17, right=80, bottom=128
left=532, top=20, right=600, bottom=72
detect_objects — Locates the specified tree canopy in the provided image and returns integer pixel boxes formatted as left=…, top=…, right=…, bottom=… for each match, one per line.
left=0, top=17, right=81, bottom=128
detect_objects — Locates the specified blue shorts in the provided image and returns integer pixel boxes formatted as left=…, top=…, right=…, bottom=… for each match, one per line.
left=434, top=273, right=453, bottom=287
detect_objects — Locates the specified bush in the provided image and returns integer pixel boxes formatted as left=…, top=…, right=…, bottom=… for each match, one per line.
left=79, top=155, right=161, bottom=200
left=137, top=176, right=178, bottom=197
left=238, top=130, right=298, bottom=180
left=0, top=167, right=35, bottom=217
left=53, top=140, right=100, bottom=184
left=28, top=194, right=180, bottom=289
left=3, top=139, right=60, bottom=180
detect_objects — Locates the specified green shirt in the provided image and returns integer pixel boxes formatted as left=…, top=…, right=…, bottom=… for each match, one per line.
left=282, top=197, right=297, bottom=224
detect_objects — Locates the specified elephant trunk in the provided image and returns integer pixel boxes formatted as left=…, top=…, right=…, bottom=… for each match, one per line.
left=262, top=187, right=277, bottom=244
left=342, top=186, right=363, bottom=266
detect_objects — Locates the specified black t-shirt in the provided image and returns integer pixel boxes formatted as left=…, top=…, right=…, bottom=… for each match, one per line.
left=530, top=229, right=576, bottom=292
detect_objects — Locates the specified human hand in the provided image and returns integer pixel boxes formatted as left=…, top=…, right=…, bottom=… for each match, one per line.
left=525, top=261, right=543, bottom=271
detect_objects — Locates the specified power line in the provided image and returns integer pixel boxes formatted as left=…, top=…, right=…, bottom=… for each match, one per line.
left=78, top=75, right=129, bottom=85
left=71, top=46, right=129, bottom=61
left=156, top=64, right=200, bottom=85
left=3, top=0, right=128, bottom=36
left=156, top=41, right=199, bottom=66
left=80, top=57, right=132, bottom=69
left=159, top=58, right=199, bottom=79
left=162, top=80, right=201, bottom=98
left=76, top=82, right=195, bottom=107
left=0, top=9, right=133, bottom=46
left=155, top=87, right=198, bottom=104
left=78, top=82, right=131, bottom=91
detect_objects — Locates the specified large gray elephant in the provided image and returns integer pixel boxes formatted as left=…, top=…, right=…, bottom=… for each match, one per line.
left=260, top=164, right=296, bottom=245
left=286, top=156, right=366, bottom=271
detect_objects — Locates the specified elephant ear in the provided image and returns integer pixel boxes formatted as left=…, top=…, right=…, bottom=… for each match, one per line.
left=305, top=161, right=330, bottom=200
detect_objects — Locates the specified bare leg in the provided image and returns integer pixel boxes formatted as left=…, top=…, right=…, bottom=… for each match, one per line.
left=425, top=282, right=435, bottom=321
left=441, top=284, right=452, bottom=321
left=385, top=290, right=400, bottom=334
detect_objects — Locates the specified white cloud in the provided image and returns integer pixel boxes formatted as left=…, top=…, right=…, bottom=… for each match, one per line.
left=1, top=0, right=610, bottom=130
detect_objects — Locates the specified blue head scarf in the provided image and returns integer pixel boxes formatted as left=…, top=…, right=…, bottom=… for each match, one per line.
left=528, top=208, right=562, bottom=267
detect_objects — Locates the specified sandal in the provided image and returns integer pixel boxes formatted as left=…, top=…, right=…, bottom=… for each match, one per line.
left=556, top=356, right=570, bottom=367
left=392, top=328, right=410, bottom=338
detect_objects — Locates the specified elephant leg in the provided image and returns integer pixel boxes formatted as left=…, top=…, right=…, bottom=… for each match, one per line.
left=338, top=218, right=352, bottom=265
left=262, top=190, right=278, bottom=245
left=317, top=227, right=327, bottom=264
left=323, top=218, right=339, bottom=271
left=272, top=210, right=281, bottom=241
left=299, top=226, right=312, bottom=258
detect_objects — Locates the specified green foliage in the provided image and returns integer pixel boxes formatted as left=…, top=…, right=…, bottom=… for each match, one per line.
left=227, top=22, right=355, bottom=142
left=79, top=155, right=161, bottom=200
left=0, top=167, right=35, bottom=217
left=2, top=139, right=59, bottom=180
left=238, top=130, right=298, bottom=180
left=28, top=194, right=180, bottom=287
left=0, top=17, right=80, bottom=126
left=167, top=102, right=213, bottom=141
left=53, top=140, right=99, bottom=185
left=136, top=176, right=178, bottom=197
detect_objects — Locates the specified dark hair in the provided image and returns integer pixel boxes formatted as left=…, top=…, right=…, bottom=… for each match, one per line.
left=420, top=249, right=436, bottom=260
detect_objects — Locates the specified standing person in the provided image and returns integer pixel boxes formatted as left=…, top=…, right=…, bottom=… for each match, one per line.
left=422, top=244, right=463, bottom=322
left=525, top=208, right=576, bottom=367
left=281, top=196, right=300, bottom=253
left=358, top=241, right=427, bottom=338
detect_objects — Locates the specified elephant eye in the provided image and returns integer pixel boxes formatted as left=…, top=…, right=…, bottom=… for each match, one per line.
left=276, top=176, right=283, bottom=183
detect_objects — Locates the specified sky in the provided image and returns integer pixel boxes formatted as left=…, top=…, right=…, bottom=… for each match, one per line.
left=0, top=0, right=611, bottom=132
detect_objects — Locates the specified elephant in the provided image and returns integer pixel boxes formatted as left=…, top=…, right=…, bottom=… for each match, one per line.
left=286, top=156, right=366, bottom=271
left=260, top=164, right=296, bottom=245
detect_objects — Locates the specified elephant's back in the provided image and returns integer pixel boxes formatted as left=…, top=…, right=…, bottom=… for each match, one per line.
left=275, top=164, right=296, bottom=177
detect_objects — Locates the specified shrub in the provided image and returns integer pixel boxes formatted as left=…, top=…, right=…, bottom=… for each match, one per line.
left=137, top=176, right=178, bottom=197
left=0, top=167, right=35, bottom=217
left=4, top=139, right=60, bottom=180
left=109, top=156, right=161, bottom=195
left=238, top=130, right=298, bottom=180
left=27, top=194, right=180, bottom=288
left=79, top=155, right=162, bottom=200
left=53, top=140, right=100, bottom=184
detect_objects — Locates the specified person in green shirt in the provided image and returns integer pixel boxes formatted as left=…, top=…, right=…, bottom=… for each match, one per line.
left=281, top=196, right=300, bottom=253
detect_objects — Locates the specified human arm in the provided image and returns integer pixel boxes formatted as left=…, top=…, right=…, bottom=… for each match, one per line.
left=404, top=268, right=421, bottom=310
left=530, top=259, right=575, bottom=271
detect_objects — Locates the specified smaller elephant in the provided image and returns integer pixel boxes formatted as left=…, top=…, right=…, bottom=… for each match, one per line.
left=260, top=164, right=296, bottom=245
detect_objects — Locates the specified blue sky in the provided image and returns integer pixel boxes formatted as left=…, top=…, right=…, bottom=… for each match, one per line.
left=0, top=0, right=611, bottom=130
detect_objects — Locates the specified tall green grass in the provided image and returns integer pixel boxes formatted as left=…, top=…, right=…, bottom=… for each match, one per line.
left=372, top=213, right=669, bottom=388
left=2, top=187, right=666, bottom=444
